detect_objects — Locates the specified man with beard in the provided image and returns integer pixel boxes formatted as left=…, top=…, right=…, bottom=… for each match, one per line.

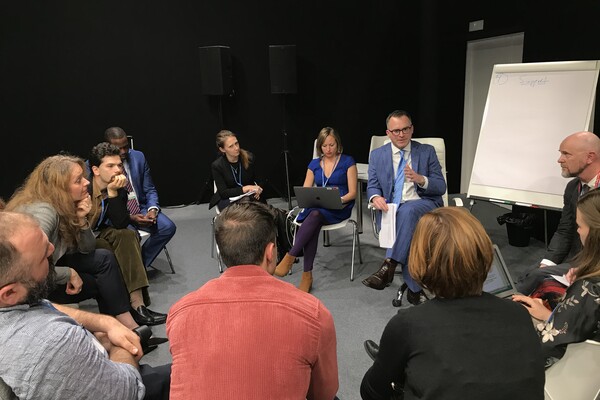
left=103, top=127, right=176, bottom=269
left=88, top=143, right=167, bottom=325
left=167, top=202, right=339, bottom=400
left=0, top=212, right=170, bottom=400
left=516, top=131, right=600, bottom=294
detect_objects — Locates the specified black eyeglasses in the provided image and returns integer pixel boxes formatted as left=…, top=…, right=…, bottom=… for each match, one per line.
left=387, top=125, right=413, bottom=136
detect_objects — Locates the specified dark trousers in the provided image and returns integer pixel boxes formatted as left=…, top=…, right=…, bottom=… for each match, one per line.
left=515, top=262, right=571, bottom=295
left=140, top=363, right=171, bottom=400
left=49, top=249, right=131, bottom=316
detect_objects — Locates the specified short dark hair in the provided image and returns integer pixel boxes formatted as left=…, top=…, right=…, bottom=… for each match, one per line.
left=408, top=207, right=493, bottom=299
left=386, top=110, right=412, bottom=127
left=215, top=202, right=277, bottom=267
left=104, top=127, right=127, bottom=142
left=89, top=142, right=121, bottom=168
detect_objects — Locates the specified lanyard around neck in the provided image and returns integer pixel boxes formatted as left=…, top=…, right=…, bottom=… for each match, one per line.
left=230, top=162, right=242, bottom=187
left=320, top=154, right=340, bottom=187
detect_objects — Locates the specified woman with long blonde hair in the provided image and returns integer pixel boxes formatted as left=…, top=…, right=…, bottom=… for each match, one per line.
left=6, top=155, right=151, bottom=330
left=209, top=129, right=292, bottom=261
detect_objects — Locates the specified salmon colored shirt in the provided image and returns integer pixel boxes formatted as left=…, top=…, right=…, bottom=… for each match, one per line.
left=167, top=265, right=339, bottom=400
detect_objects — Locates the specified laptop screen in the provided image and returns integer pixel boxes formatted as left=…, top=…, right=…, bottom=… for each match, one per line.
left=483, top=246, right=515, bottom=296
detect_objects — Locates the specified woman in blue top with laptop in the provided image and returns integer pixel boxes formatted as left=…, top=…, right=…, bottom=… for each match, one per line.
left=274, top=127, right=357, bottom=292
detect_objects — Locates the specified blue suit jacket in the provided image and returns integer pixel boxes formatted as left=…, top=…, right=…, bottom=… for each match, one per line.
left=367, top=140, right=446, bottom=207
left=125, top=149, right=160, bottom=211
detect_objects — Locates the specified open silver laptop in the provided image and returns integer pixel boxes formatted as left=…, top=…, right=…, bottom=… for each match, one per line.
left=294, top=186, right=344, bottom=210
left=483, top=244, right=520, bottom=298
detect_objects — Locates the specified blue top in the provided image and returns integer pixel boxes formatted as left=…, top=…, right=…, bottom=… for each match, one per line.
left=297, top=153, right=356, bottom=224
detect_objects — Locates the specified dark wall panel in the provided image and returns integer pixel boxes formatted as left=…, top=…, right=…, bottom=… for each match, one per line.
left=1, top=1, right=600, bottom=204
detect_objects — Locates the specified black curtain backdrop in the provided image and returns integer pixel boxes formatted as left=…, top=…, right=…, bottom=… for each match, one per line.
left=1, top=1, right=599, bottom=205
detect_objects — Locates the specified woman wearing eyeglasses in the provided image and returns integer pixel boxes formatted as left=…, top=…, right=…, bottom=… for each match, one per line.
left=274, top=127, right=358, bottom=292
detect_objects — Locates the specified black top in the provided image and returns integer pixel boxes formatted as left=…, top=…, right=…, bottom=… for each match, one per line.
left=361, top=292, right=545, bottom=400
left=543, top=178, right=582, bottom=264
left=209, top=153, right=258, bottom=209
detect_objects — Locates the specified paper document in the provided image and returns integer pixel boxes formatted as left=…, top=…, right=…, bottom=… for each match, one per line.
left=551, top=274, right=570, bottom=287
left=378, top=203, right=397, bottom=248
left=229, top=191, right=256, bottom=202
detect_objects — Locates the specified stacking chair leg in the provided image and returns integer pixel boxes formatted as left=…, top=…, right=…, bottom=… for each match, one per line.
left=323, top=231, right=331, bottom=247
left=211, top=215, right=224, bottom=273
left=349, top=220, right=363, bottom=281
left=163, top=246, right=175, bottom=274
left=215, top=243, right=223, bottom=273
left=211, top=216, right=216, bottom=259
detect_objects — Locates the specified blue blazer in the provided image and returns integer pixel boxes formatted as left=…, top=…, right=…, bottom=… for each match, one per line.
left=366, top=140, right=446, bottom=207
left=126, top=149, right=160, bottom=211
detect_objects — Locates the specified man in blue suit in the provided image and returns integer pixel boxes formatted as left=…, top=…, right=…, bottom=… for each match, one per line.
left=105, top=127, right=177, bottom=269
left=362, top=110, right=446, bottom=304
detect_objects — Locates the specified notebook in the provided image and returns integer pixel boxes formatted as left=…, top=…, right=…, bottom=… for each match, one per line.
left=294, top=186, right=344, bottom=210
left=483, top=244, right=520, bottom=298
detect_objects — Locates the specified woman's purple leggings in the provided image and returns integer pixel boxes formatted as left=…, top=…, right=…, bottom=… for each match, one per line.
left=289, top=210, right=326, bottom=272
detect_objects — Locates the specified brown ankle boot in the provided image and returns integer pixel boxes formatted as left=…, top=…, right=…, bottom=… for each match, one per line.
left=298, top=271, right=313, bottom=292
left=362, top=259, right=398, bottom=290
left=274, top=253, right=296, bottom=277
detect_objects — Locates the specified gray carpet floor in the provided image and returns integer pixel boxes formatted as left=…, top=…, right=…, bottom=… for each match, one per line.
left=79, top=194, right=548, bottom=400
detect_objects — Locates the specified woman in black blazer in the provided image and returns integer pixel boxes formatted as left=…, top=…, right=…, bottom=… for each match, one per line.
left=209, top=130, right=291, bottom=259
left=209, top=130, right=264, bottom=211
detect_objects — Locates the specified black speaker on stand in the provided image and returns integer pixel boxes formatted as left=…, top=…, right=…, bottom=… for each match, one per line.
left=199, top=45, right=233, bottom=128
left=197, top=45, right=233, bottom=204
left=269, top=44, right=297, bottom=210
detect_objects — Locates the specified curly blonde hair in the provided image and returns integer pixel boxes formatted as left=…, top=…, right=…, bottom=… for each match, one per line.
left=6, top=155, right=87, bottom=246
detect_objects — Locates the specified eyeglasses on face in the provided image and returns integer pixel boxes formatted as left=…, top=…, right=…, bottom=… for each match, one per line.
left=387, top=125, right=413, bottom=136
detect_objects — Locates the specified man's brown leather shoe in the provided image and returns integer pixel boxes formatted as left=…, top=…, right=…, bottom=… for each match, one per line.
left=362, top=259, right=397, bottom=290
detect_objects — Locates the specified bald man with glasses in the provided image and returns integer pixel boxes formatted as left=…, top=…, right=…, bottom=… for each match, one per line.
left=362, top=110, right=446, bottom=305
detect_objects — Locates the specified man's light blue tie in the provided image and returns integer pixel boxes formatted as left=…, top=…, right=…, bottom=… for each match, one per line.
left=392, top=150, right=406, bottom=205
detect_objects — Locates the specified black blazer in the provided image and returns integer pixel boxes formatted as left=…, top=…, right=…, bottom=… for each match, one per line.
left=543, top=178, right=581, bottom=264
left=209, top=154, right=258, bottom=209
